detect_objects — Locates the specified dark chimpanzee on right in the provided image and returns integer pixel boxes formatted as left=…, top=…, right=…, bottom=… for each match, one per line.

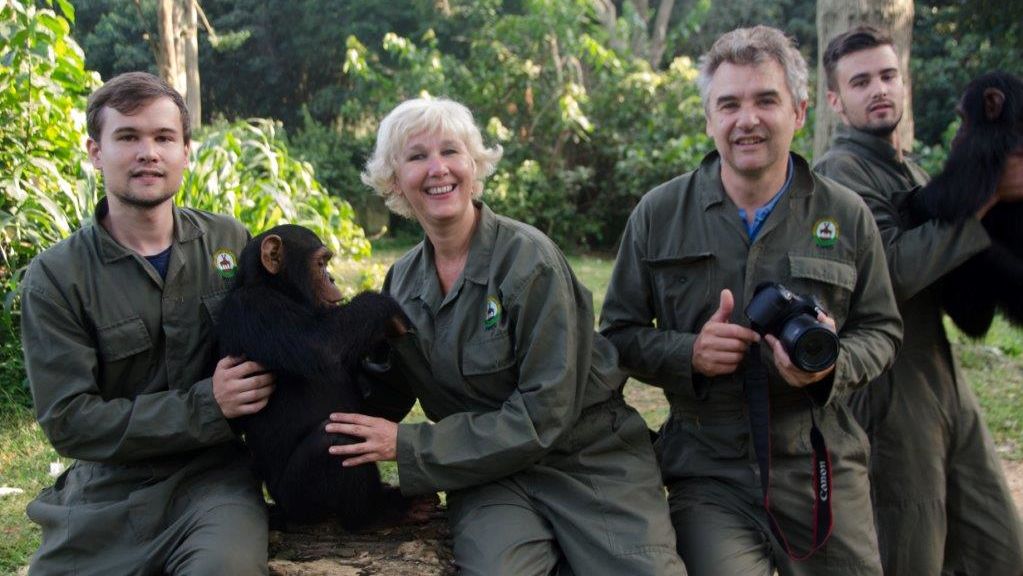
left=217, top=224, right=417, bottom=529
left=913, top=71, right=1023, bottom=337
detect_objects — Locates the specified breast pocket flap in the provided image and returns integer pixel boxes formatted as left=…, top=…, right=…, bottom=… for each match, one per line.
left=462, top=332, right=516, bottom=376
left=97, top=317, right=151, bottom=362
left=789, top=255, right=857, bottom=291
left=201, top=290, right=229, bottom=325
left=644, top=252, right=714, bottom=267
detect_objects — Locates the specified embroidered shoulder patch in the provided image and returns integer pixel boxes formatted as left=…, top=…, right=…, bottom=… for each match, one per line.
left=813, top=218, right=839, bottom=248
left=484, top=296, right=502, bottom=330
left=213, top=248, right=238, bottom=279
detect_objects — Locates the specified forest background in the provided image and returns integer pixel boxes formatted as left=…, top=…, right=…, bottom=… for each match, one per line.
left=2, top=0, right=1023, bottom=571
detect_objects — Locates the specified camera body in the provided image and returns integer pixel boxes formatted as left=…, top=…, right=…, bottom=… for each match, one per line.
left=744, top=282, right=839, bottom=372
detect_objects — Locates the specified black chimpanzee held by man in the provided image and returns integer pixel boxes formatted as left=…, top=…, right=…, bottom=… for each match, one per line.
left=814, top=26, right=1023, bottom=576
left=20, top=72, right=274, bottom=575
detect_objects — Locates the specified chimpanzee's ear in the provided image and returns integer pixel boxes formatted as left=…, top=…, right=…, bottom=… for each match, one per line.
left=983, top=87, right=1005, bottom=121
left=260, top=234, right=285, bottom=275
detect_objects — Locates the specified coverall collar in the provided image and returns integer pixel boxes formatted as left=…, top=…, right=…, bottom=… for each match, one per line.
left=696, top=150, right=816, bottom=213
left=92, top=197, right=204, bottom=265
left=413, top=201, right=495, bottom=309
left=831, top=123, right=903, bottom=167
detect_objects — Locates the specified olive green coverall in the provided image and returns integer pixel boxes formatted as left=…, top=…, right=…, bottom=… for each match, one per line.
left=382, top=203, right=685, bottom=576
left=601, top=153, right=902, bottom=576
left=20, top=200, right=268, bottom=576
left=815, top=124, right=1023, bottom=576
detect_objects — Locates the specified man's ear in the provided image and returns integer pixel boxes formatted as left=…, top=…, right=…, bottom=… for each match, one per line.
left=826, top=90, right=844, bottom=114
left=794, top=99, right=809, bottom=130
left=260, top=235, right=285, bottom=275
left=87, top=138, right=102, bottom=169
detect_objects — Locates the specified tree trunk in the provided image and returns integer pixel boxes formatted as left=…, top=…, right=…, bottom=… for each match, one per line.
left=156, top=0, right=178, bottom=88
left=155, top=0, right=201, bottom=129
left=814, top=0, right=914, bottom=159
left=647, top=0, right=676, bottom=68
left=182, top=0, right=201, bottom=130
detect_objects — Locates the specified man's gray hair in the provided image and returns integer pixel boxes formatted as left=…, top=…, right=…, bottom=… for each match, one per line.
left=697, top=26, right=809, bottom=110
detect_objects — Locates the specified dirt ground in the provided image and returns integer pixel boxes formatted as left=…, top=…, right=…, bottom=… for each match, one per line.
left=263, top=462, right=1023, bottom=576
left=268, top=509, right=455, bottom=576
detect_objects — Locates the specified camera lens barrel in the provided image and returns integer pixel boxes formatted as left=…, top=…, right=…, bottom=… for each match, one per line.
left=780, top=315, right=840, bottom=372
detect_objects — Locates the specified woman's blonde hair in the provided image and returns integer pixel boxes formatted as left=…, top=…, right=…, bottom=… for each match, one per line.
left=362, top=98, right=503, bottom=218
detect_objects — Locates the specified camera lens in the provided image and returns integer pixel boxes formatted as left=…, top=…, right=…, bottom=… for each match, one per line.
left=781, top=315, right=840, bottom=372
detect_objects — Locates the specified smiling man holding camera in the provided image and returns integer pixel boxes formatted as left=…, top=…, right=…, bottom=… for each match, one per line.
left=600, top=26, right=902, bottom=576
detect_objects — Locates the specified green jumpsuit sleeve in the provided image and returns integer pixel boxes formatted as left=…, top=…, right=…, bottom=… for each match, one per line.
left=599, top=200, right=698, bottom=394
left=816, top=154, right=990, bottom=302
left=818, top=205, right=903, bottom=404
left=395, top=250, right=592, bottom=495
left=20, top=263, right=236, bottom=464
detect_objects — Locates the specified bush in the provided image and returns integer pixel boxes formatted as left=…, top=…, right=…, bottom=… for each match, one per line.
left=0, top=0, right=99, bottom=410
left=293, top=1, right=717, bottom=250
left=0, top=2, right=375, bottom=411
left=178, top=118, right=372, bottom=272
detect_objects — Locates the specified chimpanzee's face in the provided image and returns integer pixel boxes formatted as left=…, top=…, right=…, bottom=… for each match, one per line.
left=311, top=246, right=343, bottom=306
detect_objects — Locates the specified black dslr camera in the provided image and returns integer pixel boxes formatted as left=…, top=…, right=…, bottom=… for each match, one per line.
left=744, top=282, right=839, bottom=372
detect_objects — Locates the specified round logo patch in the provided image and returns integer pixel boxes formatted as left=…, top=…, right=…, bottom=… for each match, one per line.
left=484, top=296, right=502, bottom=330
left=213, top=248, right=238, bottom=279
left=813, top=218, right=839, bottom=248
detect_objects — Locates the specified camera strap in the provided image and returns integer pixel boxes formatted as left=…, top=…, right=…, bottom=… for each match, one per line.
left=745, top=342, right=834, bottom=560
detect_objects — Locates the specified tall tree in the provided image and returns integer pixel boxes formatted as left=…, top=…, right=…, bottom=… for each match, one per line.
left=152, top=0, right=200, bottom=130
left=814, top=0, right=914, bottom=158
left=594, top=0, right=677, bottom=67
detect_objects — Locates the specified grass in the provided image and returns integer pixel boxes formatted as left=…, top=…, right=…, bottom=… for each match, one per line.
left=1, top=243, right=1021, bottom=572
left=0, top=409, right=63, bottom=574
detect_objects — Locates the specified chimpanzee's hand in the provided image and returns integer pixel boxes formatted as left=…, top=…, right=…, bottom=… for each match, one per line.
left=327, top=413, right=398, bottom=465
left=692, top=289, right=761, bottom=377
left=212, top=356, right=275, bottom=418
left=766, top=311, right=837, bottom=388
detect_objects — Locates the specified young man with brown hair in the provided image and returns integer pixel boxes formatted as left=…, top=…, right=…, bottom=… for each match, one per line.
left=21, top=72, right=274, bottom=575
left=815, top=26, right=1023, bottom=576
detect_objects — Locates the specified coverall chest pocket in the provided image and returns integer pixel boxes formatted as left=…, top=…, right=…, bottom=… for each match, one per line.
left=97, top=317, right=152, bottom=362
left=461, top=330, right=518, bottom=406
left=97, top=317, right=153, bottom=397
left=645, top=253, right=713, bottom=328
left=787, top=255, right=857, bottom=326
left=200, top=290, right=229, bottom=326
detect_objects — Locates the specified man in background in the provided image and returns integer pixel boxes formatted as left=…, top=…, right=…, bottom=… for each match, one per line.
left=815, top=26, right=1023, bottom=576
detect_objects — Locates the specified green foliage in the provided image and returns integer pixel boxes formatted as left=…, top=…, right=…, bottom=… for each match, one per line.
left=285, top=108, right=383, bottom=233
left=283, top=1, right=716, bottom=249
left=1, top=0, right=100, bottom=410
left=179, top=119, right=372, bottom=271
left=1, top=2, right=376, bottom=414
left=913, top=1, right=1023, bottom=146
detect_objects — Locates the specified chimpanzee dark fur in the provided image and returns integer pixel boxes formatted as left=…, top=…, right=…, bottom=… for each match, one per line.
left=912, top=72, right=1023, bottom=337
left=218, top=224, right=410, bottom=528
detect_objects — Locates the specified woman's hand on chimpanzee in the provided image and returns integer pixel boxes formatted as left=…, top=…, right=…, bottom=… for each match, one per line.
left=327, top=412, right=398, bottom=465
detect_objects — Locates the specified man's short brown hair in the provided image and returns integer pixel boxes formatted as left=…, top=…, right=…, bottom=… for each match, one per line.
left=822, top=26, right=895, bottom=92
left=86, top=72, right=190, bottom=143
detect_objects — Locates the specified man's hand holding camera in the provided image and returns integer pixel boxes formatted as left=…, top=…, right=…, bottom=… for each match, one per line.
left=765, top=311, right=837, bottom=388
left=746, top=282, right=840, bottom=388
left=693, top=289, right=761, bottom=377
left=693, top=285, right=840, bottom=387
